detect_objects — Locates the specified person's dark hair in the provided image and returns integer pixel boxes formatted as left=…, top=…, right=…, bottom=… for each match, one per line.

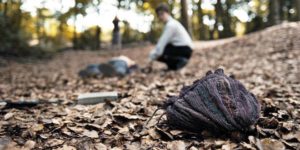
left=155, top=3, right=170, bottom=14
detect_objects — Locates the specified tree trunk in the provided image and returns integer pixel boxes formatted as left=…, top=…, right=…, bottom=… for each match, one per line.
left=95, top=26, right=101, bottom=50
left=73, top=2, right=78, bottom=50
left=15, top=1, right=22, bottom=32
left=296, top=0, right=300, bottom=21
left=58, top=0, right=64, bottom=42
left=3, top=1, right=8, bottom=18
left=117, top=0, right=121, bottom=9
left=213, top=0, right=222, bottom=39
left=197, top=0, right=206, bottom=40
left=180, top=0, right=192, bottom=36
left=73, top=16, right=77, bottom=49
left=268, top=0, right=281, bottom=26
left=221, top=1, right=233, bottom=38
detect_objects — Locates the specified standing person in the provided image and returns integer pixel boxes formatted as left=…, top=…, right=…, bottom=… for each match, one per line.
left=112, top=16, right=121, bottom=50
left=149, top=3, right=193, bottom=70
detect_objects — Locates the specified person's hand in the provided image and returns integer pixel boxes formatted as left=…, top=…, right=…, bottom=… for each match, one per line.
left=149, top=49, right=159, bottom=61
left=143, top=57, right=154, bottom=73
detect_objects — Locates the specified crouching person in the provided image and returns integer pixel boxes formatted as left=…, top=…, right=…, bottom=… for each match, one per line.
left=149, top=3, right=193, bottom=70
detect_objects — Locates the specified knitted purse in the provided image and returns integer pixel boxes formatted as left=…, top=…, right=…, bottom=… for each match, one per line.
left=163, top=69, right=260, bottom=133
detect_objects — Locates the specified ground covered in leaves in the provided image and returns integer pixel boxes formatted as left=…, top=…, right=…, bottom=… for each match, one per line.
left=0, top=22, right=299, bottom=150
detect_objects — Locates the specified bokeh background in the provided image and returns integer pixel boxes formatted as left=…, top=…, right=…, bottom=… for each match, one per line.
left=0, top=0, right=300, bottom=56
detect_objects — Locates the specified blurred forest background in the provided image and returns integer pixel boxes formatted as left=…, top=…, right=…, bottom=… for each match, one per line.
left=0, top=0, right=300, bottom=57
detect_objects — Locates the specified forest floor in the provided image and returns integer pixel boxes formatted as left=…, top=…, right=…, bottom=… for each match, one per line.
left=0, top=22, right=299, bottom=150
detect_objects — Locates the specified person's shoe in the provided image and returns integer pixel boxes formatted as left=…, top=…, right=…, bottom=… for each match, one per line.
left=175, top=58, right=189, bottom=70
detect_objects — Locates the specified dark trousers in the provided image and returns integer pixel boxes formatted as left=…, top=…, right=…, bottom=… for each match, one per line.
left=157, top=44, right=193, bottom=70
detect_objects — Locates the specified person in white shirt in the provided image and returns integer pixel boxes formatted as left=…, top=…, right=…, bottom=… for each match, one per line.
left=149, top=3, right=193, bottom=70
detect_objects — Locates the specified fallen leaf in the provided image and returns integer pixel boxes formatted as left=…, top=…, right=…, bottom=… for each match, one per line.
left=4, top=112, right=14, bottom=120
left=260, top=138, right=285, bottom=150
left=94, top=143, right=107, bottom=150
left=118, top=126, right=129, bottom=135
left=104, top=130, right=112, bottom=135
left=47, top=139, right=64, bottom=147
left=0, top=137, right=12, bottom=150
left=167, top=141, right=185, bottom=150
left=221, top=143, right=237, bottom=150
left=67, top=126, right=84, bottom=133
left=282, top=131, right=300, bottom=141
left=113, top=113, right=146, bottom=120
left=22, top=140, right=36, bottom=150
left=82, top=130, right=99, bottom=138
left=54, top=145, right=76, bottom=150
left=31, top=124, right=44, bottom=132
left=148, top=128, right=160, bottom=140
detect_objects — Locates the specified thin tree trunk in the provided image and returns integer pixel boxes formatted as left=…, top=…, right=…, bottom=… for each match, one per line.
left=296, top=0, right=300, bottom=21
left=95, top=26, right=101, bottom=49
left=0, top=0, right=1, bottom=14
left=15, top=1, right=22, bottom=32
left=73, top=16, right=77, bottom=49
left=180, top=0, right=192, bottom=36
left=58, top=0, right=64, bottom=38
left=73, top=2, right=78, bottom=50
left=95, top=3, right=101, bottom=50
left=197, top=0, right=205, bottom=40
left=222, top=1, right=233, bottom=37
left=214, top=0, right=222, bottom=39
left=268, top=0, right=281, bottom=26
left=3, top=1, right=8, bottom=18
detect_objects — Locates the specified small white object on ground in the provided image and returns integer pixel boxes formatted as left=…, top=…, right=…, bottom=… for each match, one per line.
left=77, top=92, right=118, bottom=105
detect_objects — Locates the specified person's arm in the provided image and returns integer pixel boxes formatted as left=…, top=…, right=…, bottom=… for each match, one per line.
left=149, top=23, right=175, bottom=61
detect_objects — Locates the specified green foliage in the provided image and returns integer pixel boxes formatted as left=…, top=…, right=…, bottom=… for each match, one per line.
left=0, top=10, right=31, bottom=56
left=76, top=26, right=101, bottom=50
left=122, top=21, right=147, bottom=44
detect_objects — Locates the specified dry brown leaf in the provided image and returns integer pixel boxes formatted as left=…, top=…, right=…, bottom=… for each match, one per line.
left=110, top=147, right=122, bottom=150
left=170, top=130, right=183, bottom=136
left=282, top=131, right=300, bottom=141
left=104, top=130, right=112, bottom=135
left=52, top=118, right=62, bottom=125
left=124, top=142, right=140, bottom=150
left=148, top=128, right=160, bottom=140
left=4, top=112, right=14, bottom=120
left=47, top=139, right=64, bottom=147
left=30, top=124, right=44, bottom=132
left=167, top=141, right=185, bottom=150
left=113, top=113, right=146, bottom=120
left=240, top=142, right=256, bottom=150
left=141, top=136, right=155, bottom=148
left=260, top=138, right=285, bottom=150
left=189, top=146, right=198, bottom=150
left=54, top=145, right=77, bottom=150
left=82, top=130, right=99, bottom=138
left=0, top=137, right=13, bottom=150
left=22, top=140, right=36, bottom=150
left=98, top=118, right=112, bottom=129
left=221, top=143, right=237, bottom=150
left=118, top=126, right=129, bottom=135
left=67, top=126, right=84, bottom=133
left=94, top=143, right=107, bottom=150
